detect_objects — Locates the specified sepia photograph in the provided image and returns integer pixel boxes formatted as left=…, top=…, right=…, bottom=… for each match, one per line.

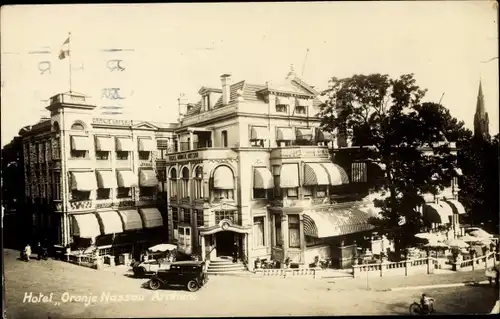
left=1, top=2, right=499, bottom=318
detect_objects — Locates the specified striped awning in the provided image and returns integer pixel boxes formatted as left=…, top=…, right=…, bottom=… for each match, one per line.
left=139, top=208, right=163, bottom=228
left=96, top=170, right=117, bottom=189
left=296, top=128, right=313, bottom=141
left=72, top=213, right=101, bottom=238
left=295, top=98, right=309, bottom=106
left=251, top=126, right=270, bottom=140
left=317, top=130, right=335, bottom=142
left=116, top=137, right=134, bottom=151
left=303, top=163, right=330, bottom=186
left=280, top=164, right=299, bottom=188
left=303, top=208, right=375, bottom=238
left=445, top=199, right=467, bottom=215
left=117, top=209, right=143, bottom=231
left=276, top=96, right=291, bottom=105
left=320, top=163, right=350, bottom=185
left=70, top=171, right=97, bottom=191
left=116, top=170, right=138, bottom=188
left=213, top=166, right=234, bottom=189
left=253, top=168, right=274, bottom=189
left=96, top=210, right=124, bottom=235
left=139, top=169, right=158, bottom=187
left=277, top=127, right=295, bottom=141
left=423, top=202, right=454, bottom=224
left=138, top=138, right=156, bottom=151
left=70, top=136, right=91, bottom=151
left=95, top=136, right=113, bottom=151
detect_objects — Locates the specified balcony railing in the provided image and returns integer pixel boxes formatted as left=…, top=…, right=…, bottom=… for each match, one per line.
left=179, top=141, right=213, bottom=152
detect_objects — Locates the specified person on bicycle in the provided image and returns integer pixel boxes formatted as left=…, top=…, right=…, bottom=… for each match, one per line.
left=420, top=293, right=435, bottom=313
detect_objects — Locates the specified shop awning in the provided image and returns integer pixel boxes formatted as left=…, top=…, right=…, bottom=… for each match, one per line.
left=250, top=126, right=270, bottom=140
left=96, top=170, right=117, bottom=189
left=138, top=138, right=156, bottom=151
left=72, top=213, right=101, bottom=238
left=213, top=166, right=234, bottom=189
left=316, top=130, right=335, bottom=142
left=139, top=169, right=158, bottom=187
left=276, top=96, right=291, bottom=105
left=70, top=136, right=91, bottom=151
left=295, top=98, right=309, bottom=106
left=303, top=163, right=330, bottom=186
left=95, top=136, right=114, bottom=151
left=253, top=168, right=274, bottom=189
left=139, top=208, right=163, bottom=228
left=96, top=210, right=124, bottom=235
left=70, top=171, right=97, bottom=191
left=116, top=137, right=134, bottom=151
left=320, top=163, right=350, bottom=185
left=280, top=164, right=299, bottom=188
left=276, top=127, right=295, bottom=141
left=295, top=128, right=313, bottom=141
left=116, top=170, right=138, bottom=188
left=444, top=199, right=467, bottom=215
left=117, top=209, right=143, bottom=231
left=423, top=202, right=454, bottom=224
left=303, top=208, right=375, bottom=238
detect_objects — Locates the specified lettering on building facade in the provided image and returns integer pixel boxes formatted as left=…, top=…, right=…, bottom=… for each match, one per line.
left=92, top=118, right=132, bottom=126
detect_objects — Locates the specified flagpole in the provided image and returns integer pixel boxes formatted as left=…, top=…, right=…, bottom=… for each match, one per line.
left=68, top=32, right=72, bottom=93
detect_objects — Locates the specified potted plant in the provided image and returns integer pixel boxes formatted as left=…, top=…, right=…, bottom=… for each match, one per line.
left=254, top=257, right=262, bottom=269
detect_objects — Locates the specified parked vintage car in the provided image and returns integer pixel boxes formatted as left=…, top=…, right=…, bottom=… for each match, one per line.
left=132, top=258, right=171, bottom=278
left=148, top=261, right=208, bottom=292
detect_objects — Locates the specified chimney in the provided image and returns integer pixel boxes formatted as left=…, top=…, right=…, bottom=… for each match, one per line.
left=177, top=93, right=188, bottom=121
left=220, top=74, right=232, bottom=105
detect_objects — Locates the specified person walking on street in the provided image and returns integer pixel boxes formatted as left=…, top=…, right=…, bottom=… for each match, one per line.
left=232, top=243, right=238, bottom=263
left=24, top=244, right=31, bottom=261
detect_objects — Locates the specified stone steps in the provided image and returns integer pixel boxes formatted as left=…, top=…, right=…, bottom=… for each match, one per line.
left=207, top=257, right=247, bottom=275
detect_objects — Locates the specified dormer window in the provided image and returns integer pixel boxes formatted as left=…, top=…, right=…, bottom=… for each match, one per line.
left=295, top=106, right=306, bottom=114
left=275, top=96, right=290, bottom=113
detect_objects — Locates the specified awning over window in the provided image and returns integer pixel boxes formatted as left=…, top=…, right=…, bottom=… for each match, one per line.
left=139, top=169, right=158, bottom=187
left=117, top=209, right=143, bottom=231
left=72, top=213, right=101, bottom=238
left=253, top=168, right=274, bottom=189
left=423, top=202, right=454, bottom=224
left=276, top=127, right=295, bottom=141
left=139, top=208, right=163, bottom=228
left=116, top=170, right=138, bottom=188
left=317, top=130, right=335, bottom=142
left=303, top=208, right=375, bottom=238
left=251, top=126, right=270, bottom=140
left=280, top=164, right=299, bottom=188
left=70, top=171, right=97, bottom=191
left=320, top=163, right=350, bottom=185
left=276, top=96, right=290, bottom=105
left=444, top=199, right=466, bottom=215
left=295, top=98, right=309, bottom=106
left=96, top=210, right=124, bottom=235
left=70, top=136, right=91, bottom=151
left=303, top=163, right=330, bottom=186
left=296, top=128, right=313, bottom=141
left=213, top=166, right=234, bottom=189
left=95, top=136, right=113, bottom=151
left=96, top=170, right=117, bottom=189
left=116, top=137, right=134, bottom=151
left=138, top=138, right=156, bottom=151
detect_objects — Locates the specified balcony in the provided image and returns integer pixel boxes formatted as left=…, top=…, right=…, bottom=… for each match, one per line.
left=167, top=148, right=238, bottom=162
left=270, top=146, right=330, bottom=160
left=179, top=141, right=213, bottom=152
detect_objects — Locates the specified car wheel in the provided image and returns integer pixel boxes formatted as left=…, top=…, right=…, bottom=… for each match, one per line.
left=149, top=279, right=161, bottom=290
left=135, top=267, right=145, bottom=278
left=186, top=280, right=199, bottom=292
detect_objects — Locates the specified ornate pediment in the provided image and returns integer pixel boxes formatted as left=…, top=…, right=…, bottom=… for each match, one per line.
left=132, top=121, right=158, bottom=130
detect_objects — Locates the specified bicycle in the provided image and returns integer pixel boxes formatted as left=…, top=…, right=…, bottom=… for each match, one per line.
left=409, top=301, right=435, bottom=316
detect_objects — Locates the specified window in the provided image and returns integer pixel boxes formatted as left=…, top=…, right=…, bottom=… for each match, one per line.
left=139, top=151, right=150, bottom=160
left=169, top=168, right=177, bottom=198
left=140, top=187, right=156, bottom=197
left=253, top=216, right=265, bottom=247
left=95, top=151, right=109, bottom=160
left=52, top=172, right=61, bottom=200
left=71, top=190, right=90, bottom=201
left=275, top=216, right=282, bottom=247
left=52, top=137, right=61, bottom=160
left=181, top=167, right=189, bottom=198
left=183, top=209, right=191, bottom=224
left=316, top=187, right=327, bottom=198
left=250, top=140, right=265, bottom=147
left=303, top=187, right=312, bottom=198
left=213, top=189, right=234, bottom=200
left=286, top=188, right=298, bottom=198
left=253, top=188, right=270, bottom=199
left=276, top=105, right=287, bottom=113
left=295, top=106, right=306, bottom=114
left=172, top=207, right=179, bottom=239
left=221, top=130, right=228, bottom=147
left=157, top=170, right=166, bottom=182
left=351, top=162, right=367, bottom=183
left=97, top=188, right=111, bottom=200
left=193, top=166, right=203, bottom=199
left=215, top=211, right=237, bottom=224
left=272, top=166, right=282, bottom=198
left=70, top=150, right=88, bottom=158
left=117, top=187, right=131, bottom=198
left=116, top=151, right=129, bottom=160
left=289, top=215, right=300, bottom=248
left=71, top=122, right=85, bottom=131
left=196, top=210, right=204, bottom=226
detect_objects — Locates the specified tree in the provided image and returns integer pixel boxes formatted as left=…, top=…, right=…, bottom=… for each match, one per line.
left=319, top=73, right=467, bottom=253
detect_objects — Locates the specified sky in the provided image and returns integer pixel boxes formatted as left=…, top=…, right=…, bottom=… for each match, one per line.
left=1, top=2, right=498, bottom=147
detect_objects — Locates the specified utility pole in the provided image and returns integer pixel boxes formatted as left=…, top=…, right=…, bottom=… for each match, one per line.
left=301, top=48, right=309, bottom=77
left=438, top=92, right=445, bottom=104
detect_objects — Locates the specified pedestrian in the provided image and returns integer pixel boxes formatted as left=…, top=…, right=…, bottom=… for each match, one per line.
left=232, top=243, right=238, bottom=263
left=24, top=244, right=31, bottom=261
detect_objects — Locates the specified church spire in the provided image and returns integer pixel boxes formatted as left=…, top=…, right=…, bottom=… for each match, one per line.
left=474, top=79, right=490, bottom=139
left=476, top=79, right=485, bottom=114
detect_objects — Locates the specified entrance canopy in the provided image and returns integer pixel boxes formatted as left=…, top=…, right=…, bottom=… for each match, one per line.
left=423, top=202, right=453, bottom=224
left=303, top=208, right=375, bottom=238
left=72, top=213, right=101, bottom=238
left=444, top=199, right=467, bottom=215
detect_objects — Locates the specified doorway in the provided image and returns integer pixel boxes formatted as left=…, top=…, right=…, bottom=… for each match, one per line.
left=216, top=231, right=234, bottom=257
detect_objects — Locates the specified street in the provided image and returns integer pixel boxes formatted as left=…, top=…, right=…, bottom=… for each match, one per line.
left=3, top=248, right=498, bottom=318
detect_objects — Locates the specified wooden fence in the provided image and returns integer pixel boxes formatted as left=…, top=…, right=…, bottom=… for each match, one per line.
left=454, top=252, right=499, bottom=271
left=352, top=257, right=436, bottom=278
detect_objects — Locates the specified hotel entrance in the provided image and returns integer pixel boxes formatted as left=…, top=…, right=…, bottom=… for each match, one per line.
left=216, top=231, right=235, bottom=257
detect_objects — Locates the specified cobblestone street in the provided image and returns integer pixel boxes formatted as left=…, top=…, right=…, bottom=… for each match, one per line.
left=4, top=249, right=498, bottom=318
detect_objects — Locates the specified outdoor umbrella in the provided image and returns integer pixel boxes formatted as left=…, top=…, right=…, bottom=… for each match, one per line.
left=424, top=240, right=449, bottom=249
left=445, top=238, right=469, bottom=249
left=415, top=233, right=445, bottom=241
left=469, top=229, right=494, bottom=239
left=148, top=243, right=177, bottom=253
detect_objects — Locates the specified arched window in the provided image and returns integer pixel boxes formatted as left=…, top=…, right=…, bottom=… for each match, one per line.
left=181, top=167, right=190, bottom=198
left=193, top=166, right=203, bottom=199
left=71, top=122, right=85, bottom=131
left=169, top=168, right=177, bottom=198
left=212, top=165, right=234, bottom=201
